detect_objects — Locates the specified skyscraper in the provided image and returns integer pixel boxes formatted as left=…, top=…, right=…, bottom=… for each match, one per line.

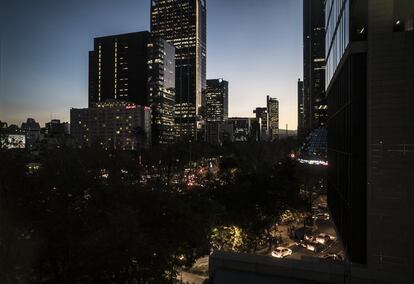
left=89, top=32, right=176, bottom=146
left=147, top=37, right=176, bottom=145
left=303, top=0, right=327, bottom=135
left=267, top=96, right=279, bottom=141
left=253, top=107, right=268, bottom=142
left=326, top=0, right=414, bottom=280
left=205, top=79, right=228, bottom=122
left=151, top=0, right=207, bottom=141
left=89, top=31, right=151, bottom=107
left=297, top=79, right=305, bottom=137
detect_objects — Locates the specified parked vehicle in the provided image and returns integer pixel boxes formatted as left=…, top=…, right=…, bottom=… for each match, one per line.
left=323, top=254, right=343, bottom=261
left=271, top=247, right=293, bottom=258
left=316, top=233, right=335, bottom=244
left=312, top=212, right=330, bottom=221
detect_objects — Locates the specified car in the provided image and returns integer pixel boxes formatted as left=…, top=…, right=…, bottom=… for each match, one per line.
left=318, top=203, right=328, bottom=209
left=271, top=247, right=292, bottom=258
left=312, top=212, right=330, bottom=221
left=300, top=237, right=323, bottom=252
left=316, top=233, right=335, bottom=244
left=304, top=234, right=310, bottom=241
left=304, top=233, right=316, bottom=241
left=306, top=242, right=318, bottom=252
left=305, top=241, right=325, bottom=252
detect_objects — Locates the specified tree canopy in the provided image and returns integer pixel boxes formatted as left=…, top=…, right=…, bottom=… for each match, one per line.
left=0, top=140, right=311, bottom=283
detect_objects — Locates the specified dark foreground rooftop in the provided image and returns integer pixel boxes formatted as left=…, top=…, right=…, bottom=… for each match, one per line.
left=208, top=251, right=414, bottom=284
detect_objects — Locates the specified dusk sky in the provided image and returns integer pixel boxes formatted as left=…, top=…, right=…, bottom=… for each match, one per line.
left=0, top=0, right=303, bottom=130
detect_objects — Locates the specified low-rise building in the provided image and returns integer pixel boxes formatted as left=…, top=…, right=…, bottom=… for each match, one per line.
left=21, top=118, right=41, bottom=151
left=226, top=118, right=253, bottom=142
left=70, top=100, right=151, bottom=150
left=205, top=121, right=234, bottom=146
left=45, top=119, right=70, bottom=137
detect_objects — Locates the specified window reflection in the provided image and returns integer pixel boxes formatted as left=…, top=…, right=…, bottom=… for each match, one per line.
left=325, top=0, right=350, bottom=87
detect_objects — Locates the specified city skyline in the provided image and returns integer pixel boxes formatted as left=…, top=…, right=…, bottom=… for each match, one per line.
left=0, top=0, right=303, bottom=130
left=1, top=1, right=414, bottom=283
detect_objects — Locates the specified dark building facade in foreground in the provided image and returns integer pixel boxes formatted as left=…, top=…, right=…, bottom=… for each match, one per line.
left=208, top=251, right=413, bottom=283
left=151, top=0, right=207, bottom=141
left=297, top=79, right=305, bottom=138
left=303, top=0, right=327, bottom=136
left=206, top=79, right=228, bottom=122
left=327, top=0, right=414, bottom=279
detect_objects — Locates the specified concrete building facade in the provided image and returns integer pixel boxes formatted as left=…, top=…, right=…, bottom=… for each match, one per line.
left=70, top=101, right=151, bottom=150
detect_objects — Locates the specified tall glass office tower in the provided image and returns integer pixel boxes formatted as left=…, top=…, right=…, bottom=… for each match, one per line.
left=89, top=31, right=151, bottom=107
left=267, top=96, right=279, bottom=141
left=151, top=0, right=207, bottom=141
left=206, top=79, right=228, bottom=122
left=88, top=31, right=176, bottom=146
left=303, top=0, right=327, bottom=136
left=148, top=38, right=176, bottom=145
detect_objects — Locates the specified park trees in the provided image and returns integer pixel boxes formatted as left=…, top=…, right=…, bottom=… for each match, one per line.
left=0, top=148, right=214, bottom=283
left=0, top=138, right=312, bottom=283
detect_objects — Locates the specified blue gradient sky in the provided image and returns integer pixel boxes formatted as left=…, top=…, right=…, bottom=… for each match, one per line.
left=0, top=0, right=303, bottom=130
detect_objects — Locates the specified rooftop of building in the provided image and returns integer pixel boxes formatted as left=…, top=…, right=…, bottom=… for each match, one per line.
left=208, top=251, right=414, bottom=284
